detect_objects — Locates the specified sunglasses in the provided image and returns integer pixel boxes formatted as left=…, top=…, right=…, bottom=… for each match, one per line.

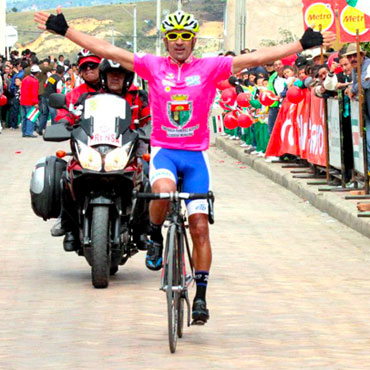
left=80, top=62, right=99, bottom=71
left=165, top=32, right=194, bottom=41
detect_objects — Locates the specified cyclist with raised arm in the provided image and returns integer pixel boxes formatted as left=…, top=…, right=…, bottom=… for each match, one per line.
left=35, top=7, right=335, bottom=324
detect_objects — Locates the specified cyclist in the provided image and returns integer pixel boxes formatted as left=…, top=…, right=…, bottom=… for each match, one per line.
left=35, top=7, right=335, bottom=324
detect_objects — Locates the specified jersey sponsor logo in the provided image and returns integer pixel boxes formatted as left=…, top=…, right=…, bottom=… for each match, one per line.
left=195, top=203, right=207, bottom=212
left=162, top=79, right=176, bottom=87
left=185, top=75, right=201, bottom=86
left=167, top=94, right=193, bottom=128
left=165, top=73, right=175, bottom=80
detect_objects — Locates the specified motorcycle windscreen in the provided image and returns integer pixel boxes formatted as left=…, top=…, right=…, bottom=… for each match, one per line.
left=82, top=94, right=132, bottom=147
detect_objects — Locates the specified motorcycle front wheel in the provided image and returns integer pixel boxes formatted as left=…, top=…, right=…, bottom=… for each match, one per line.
left=91, top=206, right=111, bottom=288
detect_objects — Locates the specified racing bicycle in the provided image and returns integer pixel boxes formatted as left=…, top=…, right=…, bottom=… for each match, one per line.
left=131, top=183, right=214, bottom=353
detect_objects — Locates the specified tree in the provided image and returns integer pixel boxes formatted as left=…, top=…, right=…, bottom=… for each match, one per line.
left=11, top=7, right=18, bottom=13
left=260, top=28, right=298, bottom=47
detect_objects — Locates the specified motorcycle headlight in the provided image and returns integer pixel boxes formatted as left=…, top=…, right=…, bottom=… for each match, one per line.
left=76, top=140, right=102, bottom=171
left=104, top=143, right=132, bottom=172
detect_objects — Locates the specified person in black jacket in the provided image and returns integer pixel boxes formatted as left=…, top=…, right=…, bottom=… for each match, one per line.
left=38, top=65, right=64, bottom=134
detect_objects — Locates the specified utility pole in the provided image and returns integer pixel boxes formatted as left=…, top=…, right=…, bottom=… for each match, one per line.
left=156, top=0, right=161, bottom=56
left=0, top=0, right=6, bottom=57
left=133, top=4, right=137, bottom=54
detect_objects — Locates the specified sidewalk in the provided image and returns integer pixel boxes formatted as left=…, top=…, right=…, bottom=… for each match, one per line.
left=215, top=135, right=370, bottom=240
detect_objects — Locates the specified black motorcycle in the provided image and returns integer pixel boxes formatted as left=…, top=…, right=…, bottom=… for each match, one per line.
left=30, top=93, right=151, bottom=288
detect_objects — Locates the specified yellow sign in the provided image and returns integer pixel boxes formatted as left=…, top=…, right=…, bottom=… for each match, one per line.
left=305, top=3, right=334, bottom=31
left=340, top=5, right=368, bottom=36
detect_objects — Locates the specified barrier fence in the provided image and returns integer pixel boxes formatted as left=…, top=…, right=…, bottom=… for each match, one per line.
left=213, top=87, right=370, bottom=198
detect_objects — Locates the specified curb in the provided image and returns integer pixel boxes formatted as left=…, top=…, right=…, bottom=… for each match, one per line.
left=215, top=136, right=370, bottom=240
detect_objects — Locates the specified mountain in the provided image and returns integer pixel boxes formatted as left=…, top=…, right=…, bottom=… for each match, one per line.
left=6, top=0, right=225, bottom=58
left=7, top=0, right=150, bottom=12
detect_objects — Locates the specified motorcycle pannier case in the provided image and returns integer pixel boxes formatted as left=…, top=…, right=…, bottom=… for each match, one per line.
left=30, top=156, right=67, bottom=220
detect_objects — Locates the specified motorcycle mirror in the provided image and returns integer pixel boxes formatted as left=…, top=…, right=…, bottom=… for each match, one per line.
left=43, top=123, right=71, bottom=142
left=49, top=93, right=67, bottom=109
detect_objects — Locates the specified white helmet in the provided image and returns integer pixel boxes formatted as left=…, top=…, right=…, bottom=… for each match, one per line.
left=161, top=10, right=200, bottom=34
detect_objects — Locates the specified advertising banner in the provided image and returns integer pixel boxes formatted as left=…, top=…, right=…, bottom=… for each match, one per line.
left=327, top=98, right=342, bottom=169
left=265, top=99, right=300, bottom=157
left=306, top=91, right=327, bottom=167
left=302, top=0, right=337, bottom=33
left=350, top=100, right=365, bottom=174
left=336, top=0, right=370, bottom=42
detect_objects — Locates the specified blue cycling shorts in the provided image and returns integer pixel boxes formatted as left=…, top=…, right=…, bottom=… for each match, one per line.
left=149, top=147, right=212, bottom=216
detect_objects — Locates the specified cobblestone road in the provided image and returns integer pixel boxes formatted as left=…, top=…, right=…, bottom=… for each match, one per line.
left=1, top=129, right=370, bottom=369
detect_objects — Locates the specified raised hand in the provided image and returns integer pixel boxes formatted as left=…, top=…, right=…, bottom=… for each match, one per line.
left=34, top=6, right=69, bottom=36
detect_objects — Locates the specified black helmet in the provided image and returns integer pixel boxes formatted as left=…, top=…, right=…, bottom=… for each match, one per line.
left=99, top=59, right=134, bottom=95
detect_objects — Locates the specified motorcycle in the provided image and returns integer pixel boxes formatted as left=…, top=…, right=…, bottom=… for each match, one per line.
left=30, top=93, right=151, bottom=288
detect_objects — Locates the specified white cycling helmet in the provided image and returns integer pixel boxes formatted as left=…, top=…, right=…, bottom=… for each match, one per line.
left=161, top=10, right=200, bottom=34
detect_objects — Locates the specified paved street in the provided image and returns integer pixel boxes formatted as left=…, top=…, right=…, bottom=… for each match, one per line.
left=1, top=128, right=370, bottom=369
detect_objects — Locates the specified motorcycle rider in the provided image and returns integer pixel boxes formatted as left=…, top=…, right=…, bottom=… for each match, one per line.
left=55, top=49, right=102, bottom=125
left=52, top=58, right=151, bottom=252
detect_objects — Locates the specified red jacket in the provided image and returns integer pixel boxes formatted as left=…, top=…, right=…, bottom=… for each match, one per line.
left=57, top=83, right=151, bottom=127
left=56, top=83, right=99, bottom=125
left=20, top=75, right=39, bottom=106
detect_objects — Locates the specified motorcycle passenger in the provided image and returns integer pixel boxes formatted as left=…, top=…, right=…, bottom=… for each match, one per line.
left=99, top=58, right=151, bottom=129
left=35, top=7, right=335, bottom=324
left=55, top=49, right=102, bottom=125
left=99, top=58, right=151, bottom=249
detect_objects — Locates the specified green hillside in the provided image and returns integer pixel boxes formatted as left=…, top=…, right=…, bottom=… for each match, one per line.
left=6, top=0, right=225, bottom=59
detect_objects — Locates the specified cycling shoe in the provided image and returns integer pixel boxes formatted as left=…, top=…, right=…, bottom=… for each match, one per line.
left=191, top=298, right=209, bottom=325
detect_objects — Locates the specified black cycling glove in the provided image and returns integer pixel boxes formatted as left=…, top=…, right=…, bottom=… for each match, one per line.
left=46, top=13, right=69, bottom=36
left=299, top=27, right=324, bottom=50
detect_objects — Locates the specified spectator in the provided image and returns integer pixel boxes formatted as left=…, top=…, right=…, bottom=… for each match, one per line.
left=342, top=43, right=370, bottom=170
left=38, top=65, right=65, bottom=133
left=8, top=77, right=22, bottom=130
left=267, top=59, right=286, bottom=134
left=20, top=65, right=41, bottom=138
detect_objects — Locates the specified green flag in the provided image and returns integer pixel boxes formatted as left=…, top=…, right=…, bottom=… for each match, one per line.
left=347, top=0, right=370, bottom=16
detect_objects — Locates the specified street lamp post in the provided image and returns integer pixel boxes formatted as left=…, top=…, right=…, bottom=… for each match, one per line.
left=0, top=0, right=6, bottom=57
left=122, top=3, right=137, bottom=53
left=156, top=0, right=161, bottom=56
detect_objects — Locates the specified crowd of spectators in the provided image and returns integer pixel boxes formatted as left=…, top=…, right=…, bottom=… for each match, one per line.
left=217, top=43, right=370, bottom=183
left=0, top=49, right=83, bottom=136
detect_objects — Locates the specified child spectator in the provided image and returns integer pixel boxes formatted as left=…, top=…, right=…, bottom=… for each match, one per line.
left=8, top=77, right=22, bottom=130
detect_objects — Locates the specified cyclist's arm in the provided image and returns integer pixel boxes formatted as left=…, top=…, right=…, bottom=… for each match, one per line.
left=233, top=29, right=336, bottom=74
left=34, top=7, right=134, bottom=72
left=233, top=42, right=303, bottom=74
left=65, top=28, right=134, bottom=72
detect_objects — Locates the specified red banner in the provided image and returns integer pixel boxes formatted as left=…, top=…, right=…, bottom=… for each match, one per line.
left=265, top=89, right=327, bottom=167
left=306, top=90, right=327, bottom=166
left=302, top=0, right=337, bottom=33
left=265, top=100, right=300, bottom=157
left=336, top=0, right=370, bottom=42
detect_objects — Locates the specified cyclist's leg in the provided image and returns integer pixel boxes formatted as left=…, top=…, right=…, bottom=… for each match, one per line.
left=181, top=151, right=211, bottom=323
left=146, top=147, right=178, bottom=270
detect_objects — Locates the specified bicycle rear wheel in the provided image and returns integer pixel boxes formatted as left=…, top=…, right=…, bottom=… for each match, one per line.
left=165, top=224, right=180, bottom=353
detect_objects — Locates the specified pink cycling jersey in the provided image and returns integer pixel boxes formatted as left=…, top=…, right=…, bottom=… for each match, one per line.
left=134, top=53, right=233, bottom=151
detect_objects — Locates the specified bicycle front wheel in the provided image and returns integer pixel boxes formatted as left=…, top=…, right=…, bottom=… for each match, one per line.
left=165, top=224, right=180, bottom=353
